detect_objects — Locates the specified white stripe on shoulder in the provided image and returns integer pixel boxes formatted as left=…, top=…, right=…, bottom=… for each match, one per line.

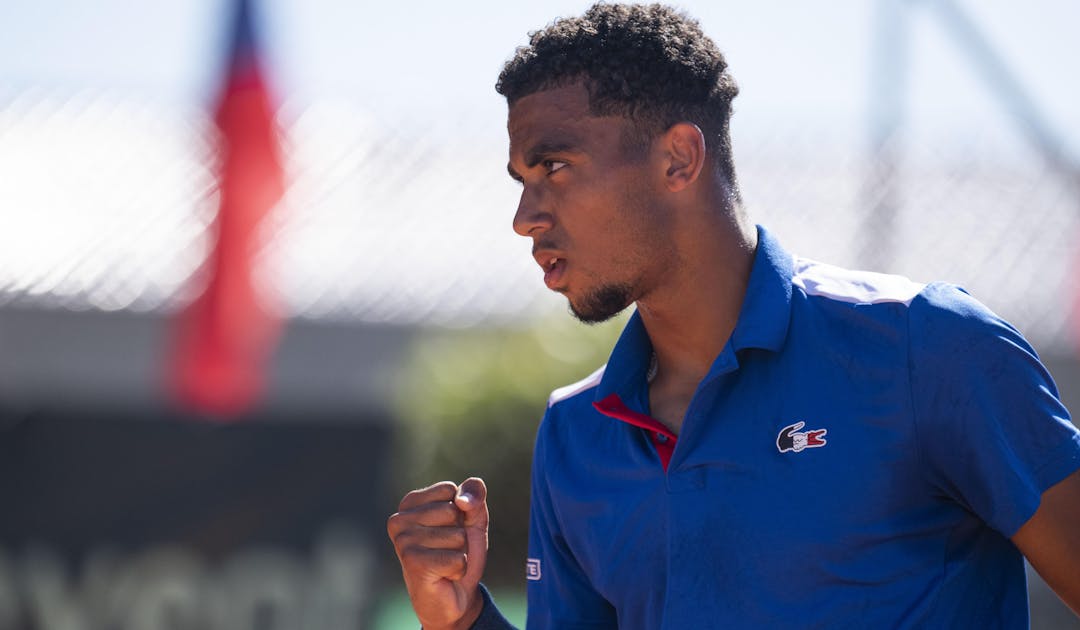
left=548, top=365, right=606, bottom=408
left=792, top=257, right=926, bottom=306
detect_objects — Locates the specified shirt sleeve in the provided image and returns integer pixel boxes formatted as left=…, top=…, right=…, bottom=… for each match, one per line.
left=908, top=282, right=1080, bottom=537
left=526, top=409, right=618, bottom=630
left=468, top=583, right=518, bottom=630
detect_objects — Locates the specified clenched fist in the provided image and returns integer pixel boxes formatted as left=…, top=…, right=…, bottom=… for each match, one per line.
left=387, top=478, right=490, bottom=630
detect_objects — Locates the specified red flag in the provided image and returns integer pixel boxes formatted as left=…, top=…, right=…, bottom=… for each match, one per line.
left=170, top=0, right=284, bottom=418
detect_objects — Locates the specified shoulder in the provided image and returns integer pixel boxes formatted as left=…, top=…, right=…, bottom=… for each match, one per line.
left=547, top=364, right=606, bottom=409
left=535, top=365, right=607, bottom=459
left=532, top=365, right=607, bottom=479
left=788, top=257, right=927, bottom=351
left=904, top=282, right=1062, bottom=422
left=909, top=281, right=1005, bottom=325
left=791, top=256, right=925, bottom=306
left=787, top=260, right=1028, bottom=368
left=789, top=257, right=1012, bottom=338
left=906, top=282, right=1030, bottom=363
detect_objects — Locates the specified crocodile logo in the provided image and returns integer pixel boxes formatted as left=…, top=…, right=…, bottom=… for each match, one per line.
left=776, top=421, right=828, bottom=453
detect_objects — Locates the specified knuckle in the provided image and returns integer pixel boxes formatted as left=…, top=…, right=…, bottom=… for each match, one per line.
left=392, top=530, right=414, bottom=550
left=399, top=555, right=420, bottom=574
left=399, top=481, right=458, bottom=511
left=387, top=513, right=413, bottom=539
left=398, top=490, right=420, bottom=510
left=422, top=480, right=457, bottom=496
left=450, top=552, right=467, bottom=574
left=420, top=502, right=458, bottom=524
left=400, top=545, right=426, bottom=566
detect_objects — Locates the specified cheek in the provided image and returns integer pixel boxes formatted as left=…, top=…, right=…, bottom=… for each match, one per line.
left=556, top=179, right=650, bottom=257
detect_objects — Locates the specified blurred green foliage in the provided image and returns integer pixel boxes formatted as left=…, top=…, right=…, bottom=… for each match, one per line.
left=392, top=312, right=628, bottom=586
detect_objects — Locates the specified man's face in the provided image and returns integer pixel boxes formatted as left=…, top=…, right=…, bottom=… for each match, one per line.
left=507, top=82, right=673, bottom=323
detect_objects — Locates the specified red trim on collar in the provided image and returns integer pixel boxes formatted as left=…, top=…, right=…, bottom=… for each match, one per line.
left=594, top=393, right=677, bottom=471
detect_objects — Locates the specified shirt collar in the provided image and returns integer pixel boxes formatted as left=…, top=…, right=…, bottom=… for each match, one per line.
left=594, top=224, right=793, bottom=403
left=730, top=224, right=793, bottom=353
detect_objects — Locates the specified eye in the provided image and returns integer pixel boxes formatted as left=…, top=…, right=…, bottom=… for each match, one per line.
left=543, top=160, right=568, bottom=175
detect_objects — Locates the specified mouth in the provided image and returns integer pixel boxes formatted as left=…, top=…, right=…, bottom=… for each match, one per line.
left=536, top=254, right=567, bottom=290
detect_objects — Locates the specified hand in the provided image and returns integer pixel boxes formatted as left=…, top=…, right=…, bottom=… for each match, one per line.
left=387, top=478, right=490, bottom=630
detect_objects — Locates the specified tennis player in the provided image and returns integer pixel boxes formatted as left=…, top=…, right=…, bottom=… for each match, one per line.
left=388, top=4, right=1080, bottom=628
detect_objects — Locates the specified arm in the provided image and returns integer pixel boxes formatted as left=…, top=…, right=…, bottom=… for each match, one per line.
left=387, top=478, right=514, bottom=630
left=1011, top=468, right=1080, bottom=616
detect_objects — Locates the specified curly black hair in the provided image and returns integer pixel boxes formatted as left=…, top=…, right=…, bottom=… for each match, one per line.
left=496, top=2, right=741, bottom=199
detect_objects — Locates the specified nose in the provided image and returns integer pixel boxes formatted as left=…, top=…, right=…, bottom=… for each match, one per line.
left=512, top=188, right=554, bottom=237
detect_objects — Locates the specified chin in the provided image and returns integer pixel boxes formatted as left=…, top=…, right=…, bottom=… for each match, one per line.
left=568, top=283, right=633, bottom=324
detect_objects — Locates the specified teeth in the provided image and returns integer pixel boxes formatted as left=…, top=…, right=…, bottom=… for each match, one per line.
left=549, top=258, right=558, bottom=269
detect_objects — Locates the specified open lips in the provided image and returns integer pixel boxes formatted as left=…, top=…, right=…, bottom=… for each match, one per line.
left=535, top=252, right=567, bottom=289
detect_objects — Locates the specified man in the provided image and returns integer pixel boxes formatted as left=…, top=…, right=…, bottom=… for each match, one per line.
left=387, top=4, right=1080, bottom=628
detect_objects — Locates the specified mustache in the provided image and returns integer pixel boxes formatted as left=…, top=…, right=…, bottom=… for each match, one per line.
left=531, top=238, right=561, bottom=255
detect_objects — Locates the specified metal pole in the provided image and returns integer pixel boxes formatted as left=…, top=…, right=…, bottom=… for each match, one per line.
left=863, top=0, right=910, bottom=272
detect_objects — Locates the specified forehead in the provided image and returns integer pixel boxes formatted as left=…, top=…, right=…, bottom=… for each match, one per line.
left=507, top=83, right=627, bottom=159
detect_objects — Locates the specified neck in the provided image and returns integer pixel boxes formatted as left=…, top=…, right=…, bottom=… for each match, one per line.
left=636, top=206, right=757, bottom=385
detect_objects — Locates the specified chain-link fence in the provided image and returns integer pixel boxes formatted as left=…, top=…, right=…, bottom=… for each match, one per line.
left=1, top=89, right=1076, bottom=354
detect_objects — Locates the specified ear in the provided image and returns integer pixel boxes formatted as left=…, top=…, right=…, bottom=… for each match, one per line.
left=661, top=122, right=706, bottom=192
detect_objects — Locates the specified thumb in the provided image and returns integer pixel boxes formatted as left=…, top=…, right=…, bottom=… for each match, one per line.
left=455, top=477, right=489, bottom=587
left=455, top=477, right=489, bottom=527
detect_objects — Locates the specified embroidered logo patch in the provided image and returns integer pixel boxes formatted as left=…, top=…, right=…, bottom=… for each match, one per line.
left=526, top=558, right=542, bottom=581
left=776, top=421, right=828, bottom=453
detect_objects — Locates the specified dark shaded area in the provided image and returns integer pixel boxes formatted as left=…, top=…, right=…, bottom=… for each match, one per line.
left=0, top=405, right=396, bottom=629
left=0, top=407, right=392, bottom=556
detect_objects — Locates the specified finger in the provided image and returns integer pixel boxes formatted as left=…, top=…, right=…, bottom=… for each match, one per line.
left=393, top=525, right=468, bottom=552
left=388, top=502, right=463, bottom=538
left=398, top=481, right=458, bottom=512
left=399, top=547, right=468, bottom=581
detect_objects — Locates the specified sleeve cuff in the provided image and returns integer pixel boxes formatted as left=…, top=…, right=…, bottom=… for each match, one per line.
left=470, top=583, right=519, bottom=630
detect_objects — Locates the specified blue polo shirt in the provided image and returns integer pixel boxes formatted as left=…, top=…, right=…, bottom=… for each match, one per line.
left=524, top=226, right=1079, bottom=629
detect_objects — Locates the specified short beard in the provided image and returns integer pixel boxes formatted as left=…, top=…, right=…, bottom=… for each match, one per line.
left=568, top=283, right=633, bottom=324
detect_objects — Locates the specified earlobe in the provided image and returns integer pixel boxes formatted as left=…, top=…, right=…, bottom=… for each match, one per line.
left=663, top=122, right=706, bottom=192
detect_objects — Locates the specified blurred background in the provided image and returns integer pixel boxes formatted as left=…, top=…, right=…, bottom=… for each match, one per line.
left=0, top=0, right=1078, bottom=628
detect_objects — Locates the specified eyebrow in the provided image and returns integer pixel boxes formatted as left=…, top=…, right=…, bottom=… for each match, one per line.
left=507, top=140, right=583, bottom=181
left=524, top=141, right=579, bottom=168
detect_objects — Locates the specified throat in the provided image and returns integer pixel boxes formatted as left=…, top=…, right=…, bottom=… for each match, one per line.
left=645, top=351, right=710, bottom=436
left=647, top=378, right=694, bottom=436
